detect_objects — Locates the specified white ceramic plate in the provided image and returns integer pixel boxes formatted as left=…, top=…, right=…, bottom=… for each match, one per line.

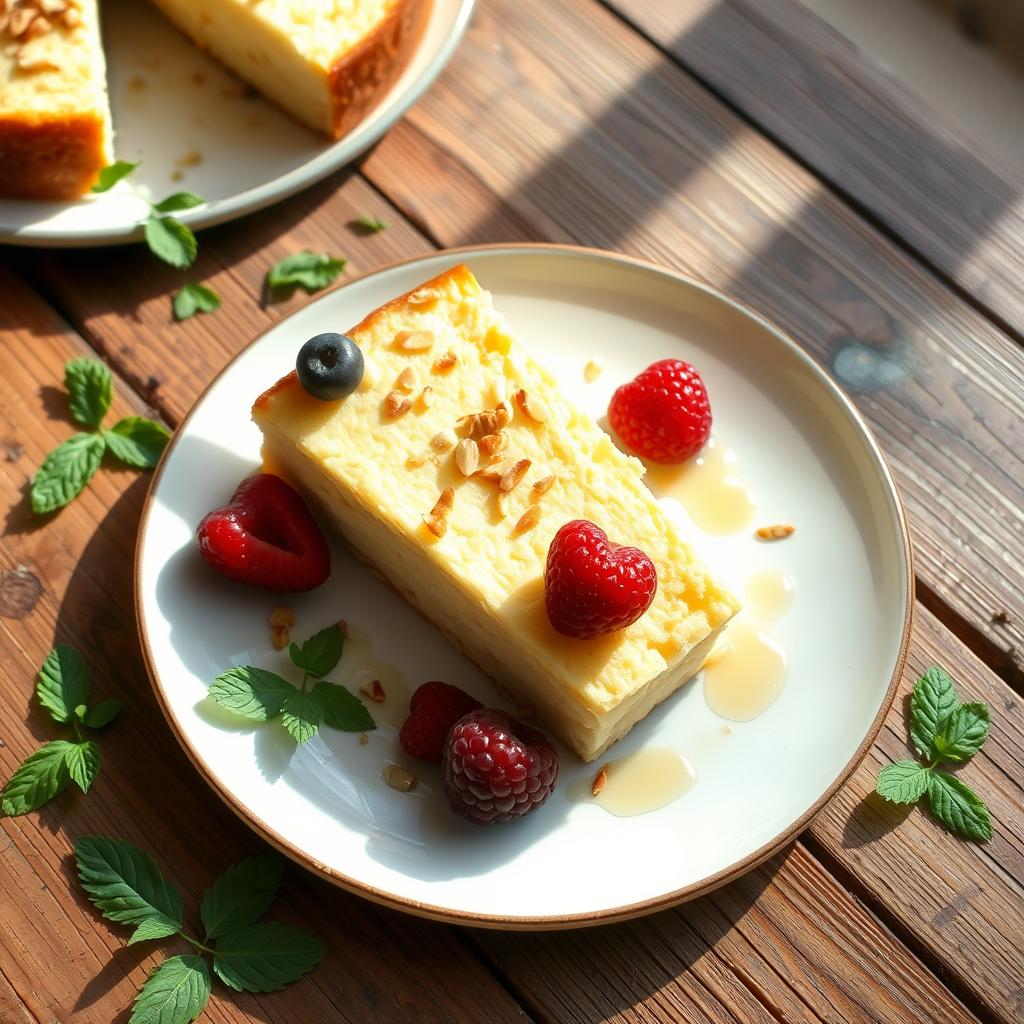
left=1, top=0, right=473, bottom=247
left=136, top=246, right=912, bottom=927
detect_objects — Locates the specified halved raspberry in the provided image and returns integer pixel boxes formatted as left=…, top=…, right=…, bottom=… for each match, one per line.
left=443, top=710, right=558, bottom=824
left=399, top=682, right=482, bottom=763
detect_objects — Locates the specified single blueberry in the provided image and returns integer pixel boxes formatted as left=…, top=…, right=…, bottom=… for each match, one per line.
left=296, top=333, right=364, bottom=401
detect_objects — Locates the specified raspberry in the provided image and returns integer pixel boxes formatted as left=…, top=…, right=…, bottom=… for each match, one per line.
left=399, top=682, right=482, bottom=763
left=608, top=358, right=711, bottom=463
left=544, top=520, right=657, bottom=639
left=443, top=710, right=559, bottom=824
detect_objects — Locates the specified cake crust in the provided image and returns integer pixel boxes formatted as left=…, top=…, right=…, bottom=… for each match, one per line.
left=0, top=111, right=106, bottom=198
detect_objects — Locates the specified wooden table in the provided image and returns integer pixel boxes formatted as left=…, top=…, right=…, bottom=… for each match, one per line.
left=2, top=1, right=1022, bottom=1020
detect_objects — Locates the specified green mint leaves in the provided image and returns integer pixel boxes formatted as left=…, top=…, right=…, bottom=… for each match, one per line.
left=75, top=838, right=324, bottom=1023
left=209, top=623, right=374, bottom=744
left=92, top=160, right=139, bottom=193
left=265, top=251, right=346, bottom=295
left=1, top=646, right=123, bottom=816
left=876, top=667, right=993, bottom=842
left=173, top=282, right=222, bottom=321
left=145, top=214, right=198, bottom=269
left=31, top=358, right=170, bottom=514
left=353, top=213, right=388, bottom=233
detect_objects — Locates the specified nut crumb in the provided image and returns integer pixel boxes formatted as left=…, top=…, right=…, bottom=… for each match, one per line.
left=531, top=474, right=556, bottom=496
left=583, top=358, right=604, bottom=382
left=404, top=453, right=428, bottom=469
left=721, top=724, right=733, bottom=736
left=383, top=390, right=412, bottom=418
left=495, top=490, right=510, bottom=519
left=432, top=351, right=457, bottom=374
left=591, top=766, right=609, bottom=797
left=9, top=8, right=34, bottom=36
left=269, top=606, right=295, bottom=651
left=127, top=74, right=147, bottom=92
left=176, top=148, right=202, bottom=167
left=458, top=407, right=507, bottom=440
left=395, top=366, right=417, bottom=393
left=515, top=388, right=549, bottom=424
left=417, top=386, right=433, bottom=411
left=755, top=523, right=795, bottom=541
left=383, top=764, right=417, bottom=792
left=512, top=505, right=541, bottom=537
left=455, top=438, right=480, bottom=477
left=60, top=6, right=79, bottom=27
left=991, top=610, right=1010, bottom=625
left=406, top=288, right=439, bottom=309
left=359, top=734, right=369, bottom=746
left=394, top=329, right=434, bottom=353
left=500, top=459, right=531, bottom=492
left=430, top=428, right=457, bottom=453
left=424, top=486, right=455, bottom=538
left=359, top=679, right=386, bottom=703
left=478, top=432, right=508, bottom=459
left=475, top=458, right=515, bottom=483
left=489, top=378, right=508, bottom=405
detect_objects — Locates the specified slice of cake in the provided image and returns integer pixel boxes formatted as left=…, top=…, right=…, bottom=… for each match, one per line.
left=148, top=0, right=429, bottom=139
left=253, top=265, right=739, bottom=762
left=0, top=0, right=113, bottom=199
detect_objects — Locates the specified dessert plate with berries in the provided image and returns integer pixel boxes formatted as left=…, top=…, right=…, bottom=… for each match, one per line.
left=136, top=245, right=912, bottom=927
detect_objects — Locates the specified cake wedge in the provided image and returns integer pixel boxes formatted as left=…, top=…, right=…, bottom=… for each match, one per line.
left=253, top=264, right=739, bottom=762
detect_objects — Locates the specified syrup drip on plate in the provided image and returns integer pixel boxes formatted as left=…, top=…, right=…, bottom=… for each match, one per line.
left=645, top=439, right=756, bottom=535
left=702, top=622, right=787, bottom=722
left=339, top=626, right=409, bottom=729
left=744, top=569, right=795, bottom=621
left=569, top=748, right=696, bottom=816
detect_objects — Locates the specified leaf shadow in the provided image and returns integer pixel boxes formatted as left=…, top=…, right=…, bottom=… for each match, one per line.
left=36, top=385, right=73, bottom=425
left=72, top=943, right=152, bottom=1019
left=842, top=789, right=915, bottom=849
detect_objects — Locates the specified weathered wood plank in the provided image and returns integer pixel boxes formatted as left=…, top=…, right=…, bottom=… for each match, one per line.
left=603, top=0, right=1024, bottom=338
left=358, top=0, right=1024, bottom=682
left=0, top=273, right=531, bottom=1024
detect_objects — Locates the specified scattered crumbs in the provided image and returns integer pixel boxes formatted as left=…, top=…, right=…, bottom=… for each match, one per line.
left=190, top=71, right=206, bottom=85
left=176, top=148, right=203, bottom=168
left=591, top=765, right=608, bottom=796
left=583, top=358, right=603, bottom=383
left=359, top=734, right=369, bottom=747
left=170, top=169, right=184, bottom=182
left=991, top=610, right=1010, bottom=625
left=383, top=764, right=417, bottom=792
left=126, top=74, right=147, bottom=93
left=755, top=523, right=795, bottom=541
left=138, top=54, right=161, bottom=71
left=3, top=440, right=23, bottom=462
left=721, top=724, right=733, bottom=736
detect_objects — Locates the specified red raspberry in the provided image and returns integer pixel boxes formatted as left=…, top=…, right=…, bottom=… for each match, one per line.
left=399, top=682, right=482, bottom=763
left=443, top=710, right=559, bottom=824
left=608, top=358, right=711, bottom=463
left=196, top=474, right=330, bottom=592
left=544, top=520, right=657, bottom=639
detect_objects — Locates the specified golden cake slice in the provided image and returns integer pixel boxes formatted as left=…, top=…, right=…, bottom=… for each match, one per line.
left=253, top=265, right=739, bottom=762
left=148, top=0, right=429, bottom=139
left=0, top=0, right=113, bottom=199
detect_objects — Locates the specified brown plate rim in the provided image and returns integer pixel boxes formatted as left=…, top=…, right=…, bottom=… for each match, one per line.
left=134, top=242, right=914, bottom=930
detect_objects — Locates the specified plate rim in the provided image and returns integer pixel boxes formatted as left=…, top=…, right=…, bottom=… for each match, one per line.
left=134, top=243, right=915, bottom=929
left=1, top=0, right=476, bottom=247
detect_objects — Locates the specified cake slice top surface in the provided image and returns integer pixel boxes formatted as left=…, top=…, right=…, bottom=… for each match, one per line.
left=254, top=264, right=739, bottom=714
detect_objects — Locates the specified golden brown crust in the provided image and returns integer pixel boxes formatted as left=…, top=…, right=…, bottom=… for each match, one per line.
left=251, top=263, right=473, bottom=414
left=326, top=0, right=431, bottom=140
left=0, top=111, right=106, bottom=198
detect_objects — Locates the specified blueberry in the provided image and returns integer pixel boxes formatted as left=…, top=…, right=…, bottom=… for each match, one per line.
left=296, top=333, right=364, bottom=401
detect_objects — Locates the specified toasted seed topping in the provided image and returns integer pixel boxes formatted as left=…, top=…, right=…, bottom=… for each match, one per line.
left=383, top=390, right=412, bottom=418
left=475, top=458, right=516, bottom=483
left=457, top=408, right=503, bottom=440
left=383, top=764, right=417, bottom=792
left=417, top=385, right=434, bottom=410
left=455, top=438, right=480, bottom=477
left=394, top=329, right=435, bottom=352
left=500, top=458, right=531, bottom=492
left=406, top=288, right=439, bottom=309
left=512, top=505, right=541, bottom=537
left=9, top=7, right=33, bottom=35
left=424, top=486, right=455, bottom=538
left=494, top=401, right=513, bottom=430
left=583, top=358, right=604, bottom=382
left=478, top=432, right=508, bottom=458
left=432, top=351, right=457, bottom=374
left=531, top=474, right=556, bottom=496
left=269, top=606, right=295, bottom=651
left=359, top=733, right=369, bottom=746
left=755, top=523, right=795, bottom=541
left=430, top=428, right=457, bottom=453
left=404, top=453, right=429, bottom=469
left=359, top=678, right=386, bottom=703
left=515, top=388, right=548, bottom=423
left=495, top=490, right=510, bottom=519
left=395, top=366, right=417, bottom=393
left=591, top=766, right=609, bottom=797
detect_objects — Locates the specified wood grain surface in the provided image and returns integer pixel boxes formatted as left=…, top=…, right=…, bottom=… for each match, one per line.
left=2, top=0, right=1023, bottom=1021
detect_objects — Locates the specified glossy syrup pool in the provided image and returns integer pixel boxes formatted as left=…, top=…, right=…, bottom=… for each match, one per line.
left=340, top=626, right=409, bottom=729
left=569, top=748, right=697, bottom=817
left=702, top=621, right=788, bottom=722
left=745, top=569, right=795, bottom=621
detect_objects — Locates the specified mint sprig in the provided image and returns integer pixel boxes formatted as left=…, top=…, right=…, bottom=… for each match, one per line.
left=75, top=838, right=324, bottom=1024
left=1, top=646, right=124, bottom=816
left=876, top=667, right=993, bottom=842
left=353, top=213, right=388, bottom=233
left=265, top=251, right=346, bottom=295
left=31, top=357, right=170, bottom=514
left=208, top=624, right=374, bottom=744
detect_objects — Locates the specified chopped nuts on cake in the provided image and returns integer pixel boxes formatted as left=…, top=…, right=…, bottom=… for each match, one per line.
left=430, top=428, right=457, bottom=453
left=424, top=486, right=454, bottom=538
left=755, top=523, right=795, bottom=541
left=395, top=366, right=417, bottom=393
left=511, top=505, right=541, bottom=537
left=394, top=329, right=434, bottom=352
left=515, top=388, right=549, bottom=423
left=432, top=351, right=457, bottom=374
left=499, top=458, right=531, bottom=492
left=455, top=438, right=480, bottom=477
left=383, top=390, right=412, bottom=418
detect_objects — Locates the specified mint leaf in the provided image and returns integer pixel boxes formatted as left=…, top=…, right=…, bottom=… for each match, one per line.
left=1, top=740, right=74, bottom=816
left=213, top=922, right=325, bottom=993
left=104, top=416, right=171, bottom=469
left=84, top=698, right=125, bottom=729
left=92, top=160, right=138, bottom=193
left=153, top=192, right=205, bottom=214
left=288, top=624, right=344, bottom=678
left=266, top=251, right=345, bottom=293
left=281, top=690, right=322, bottom=745
left=36, top=645, right=91, bottom=724
left=200, top=856, right=285, bottom=940
left=145, top=215, right=198, bottom=269
left=313, top=682, right=375, bottom=732
left=910, top=667, right=959, bottom=759
left=31, top=432, right=106, bottom=514
left=130, top=955, right=210, bottom=1024
left=209, top=667, right=293, bottom=720
left=933, top=702, right=990, bottom=762
left=876, top=760, right=930, bottom=804
left=172, top=282, right=221, bottom=321
left=353, top=213, right=388, bottom=233
left=65, top=741, right=101, bottom=794
left=65, top=357, right=113, bottom=428
left=74, top=704, right=88, bottom=721
left=75, top=836, right=184, bottom=943
left=927, top=772, right=992, bottom=842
